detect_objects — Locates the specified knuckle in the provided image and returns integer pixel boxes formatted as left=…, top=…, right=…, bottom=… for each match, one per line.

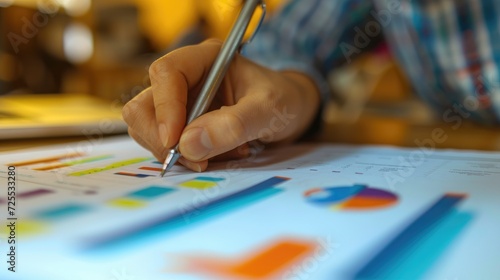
left=149, top=57, right=172, bottom=80
left=257, top=89, right=278, bottom=109
left=203, top=38, right=223, bottom=46
left=223, top=110, right=248, bottom=145
left=122, top=101, right=137, bottom=125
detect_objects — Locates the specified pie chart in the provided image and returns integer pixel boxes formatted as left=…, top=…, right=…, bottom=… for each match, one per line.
left=304, top=184, right=398, bottom=210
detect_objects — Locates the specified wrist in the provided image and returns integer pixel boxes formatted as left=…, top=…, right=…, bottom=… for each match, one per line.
left=279, top=71, right=321, bottom=142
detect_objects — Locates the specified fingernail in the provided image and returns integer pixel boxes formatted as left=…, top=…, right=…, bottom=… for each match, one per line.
left=178, top=158, right=203, bottom=172
left=159, top=123, right=169, bottom=148
left=191, top=163, right=203, bottom=173
left=181, top=127, right=212, bottom=161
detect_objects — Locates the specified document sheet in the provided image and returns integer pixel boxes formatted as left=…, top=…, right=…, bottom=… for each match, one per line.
left=0, top=136, right=499, bottom=279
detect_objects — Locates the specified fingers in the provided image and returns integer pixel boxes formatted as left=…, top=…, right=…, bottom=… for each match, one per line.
left=178, top=158, right=208, bottom=173
left=128, top=126, right=208, bottom=172
left=127, top=128, right=165, bottom=161
left=124, top=39, right=320, bottom=171
left=178, top=88, right=298, bottom=162
left=149, top=39, right=224, bottom=149
left=211, top=143, right=250, bottom=162
left=123, top=40, right=226, bottom=172
left=122, top=88, right=164, bottom=154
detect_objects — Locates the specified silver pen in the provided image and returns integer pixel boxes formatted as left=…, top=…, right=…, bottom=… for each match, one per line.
left=160, top=0, right=266, bottom=177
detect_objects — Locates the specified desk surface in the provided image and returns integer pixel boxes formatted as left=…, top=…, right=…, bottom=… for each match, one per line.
left=1, top=102, right=499, bottom=153
left=319, top=101, right=500, bottom=151
left=0, top=133, right=128, bottom=153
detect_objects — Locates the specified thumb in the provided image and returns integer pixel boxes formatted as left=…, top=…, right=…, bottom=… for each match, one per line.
left=178, top=93, right=298, bottom=162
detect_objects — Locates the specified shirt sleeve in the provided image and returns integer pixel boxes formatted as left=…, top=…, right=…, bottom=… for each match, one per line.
left=243, top=0, right=374, bottom=103
left=376, top=0, right=500, bottom=124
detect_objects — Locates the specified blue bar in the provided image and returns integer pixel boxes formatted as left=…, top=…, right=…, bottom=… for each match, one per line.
left=354, top=193, right=467, bottom=279
left=86, top=176, right=289, bottom=251
left=127, top=186, right=175, bottom=200
left=193, top=176, right=225, bottom=182
left=114, top=172, right=154, bottom=178
left=36, top=204, right=91, bottom=220
left=379, top=211, right=473, bottom=279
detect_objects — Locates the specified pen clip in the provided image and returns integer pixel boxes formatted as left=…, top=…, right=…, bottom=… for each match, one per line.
left=238, top=0, right=267, bottom=52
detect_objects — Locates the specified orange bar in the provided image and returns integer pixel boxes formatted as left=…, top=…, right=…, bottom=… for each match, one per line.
left=139, top=166, right=163, bottom=172
left=180, top=239, right=317, bottom=279
left=8, top=152, right=83, bottom=167
left=340, top=197, right=397, bottom=209
left=34, top=163, right=70, bottom=171
left=445, top=193, right=468, bottom=199
left=228, top=240, right=316, bottom=278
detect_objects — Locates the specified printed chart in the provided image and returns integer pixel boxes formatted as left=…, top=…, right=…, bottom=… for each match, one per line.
left=178, top=239, right=317, bottom=279
left=304, top=184, right=398, bottom=210
left=1, top=137, right=500, bottom=280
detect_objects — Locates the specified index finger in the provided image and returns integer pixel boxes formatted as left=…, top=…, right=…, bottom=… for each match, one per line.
left=149, top=39, right=223, bottom=148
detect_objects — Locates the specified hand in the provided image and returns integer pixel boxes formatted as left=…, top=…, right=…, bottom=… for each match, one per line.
left=122, top=39, right=320, bottom=172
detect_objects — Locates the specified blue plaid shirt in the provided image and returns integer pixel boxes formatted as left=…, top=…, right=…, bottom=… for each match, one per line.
left=244, top=0, right=500, bottom=124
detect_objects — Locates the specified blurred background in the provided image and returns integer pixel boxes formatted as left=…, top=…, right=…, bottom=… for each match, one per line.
left=0, top=0, right=284, bottom=101
left=1, top=0, right=498, bottom=150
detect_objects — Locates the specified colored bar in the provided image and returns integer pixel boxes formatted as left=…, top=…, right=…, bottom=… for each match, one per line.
left=68, top=157, right=151, bottom=176
left=194, top=177, right=225, bottom=182
left=229, top=240, right=316, bottom=277
left=185, top=240, right=317, bottom=278
left=36, top=204, right=91, bottom=220
left=87, top=176, right=290, bottom=249
left=375, top=211, right=473, bottom=279
left=139, top=166, right=163, bottom=172
left=18, top=189, right=53, bottom=199
left=108, top=187, right=175, bottom=209
left=0, top=220, right=47, bottom=237
left=34, top=163, right=71, bottom=171
left=180, top=180, right=217, bottom=189
left=34, top=155, right=113, bottom=171
left=8, top=152, right=84, bottom=167
left=355, top=193, right=467, bottom=278
left=115, top=172, right=154, bottom=178
left=182, top=176, right=289, bottom=217
left=108, top=198, right=147, bottom=209
left=128, top=186, right=175, bottom=200
left=182, top=188, right=283, bottom=224
left=179, top=177, right=226, bottom=189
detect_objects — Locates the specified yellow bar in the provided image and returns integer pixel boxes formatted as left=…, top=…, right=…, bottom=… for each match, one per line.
left=68, top=157, right=151, bottom=176
left=107, top=198, right=147, bottom=209
left=180, top=180, right=218, bottom=189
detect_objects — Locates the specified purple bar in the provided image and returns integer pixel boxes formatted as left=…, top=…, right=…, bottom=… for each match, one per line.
left=19, top=189, right=54, bottom=199
left=358, top=188, right=398, bottom=199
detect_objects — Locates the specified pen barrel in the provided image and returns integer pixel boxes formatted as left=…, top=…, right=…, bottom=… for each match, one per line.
left=186, top=0, right=263, bottom=125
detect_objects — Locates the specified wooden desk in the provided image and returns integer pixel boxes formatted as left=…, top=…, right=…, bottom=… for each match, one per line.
left=0, top=134, right=127, bottom=153
left=2, top=101, right=499, bottom=153
left=319, top=101, right=500, bottom=151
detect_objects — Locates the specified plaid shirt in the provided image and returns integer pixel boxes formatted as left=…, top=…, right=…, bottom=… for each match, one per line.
left=244, top=0, right=500, bottom=124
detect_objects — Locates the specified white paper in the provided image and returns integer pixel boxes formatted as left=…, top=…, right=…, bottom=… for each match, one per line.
left=0, top=136, right=499, bottom=280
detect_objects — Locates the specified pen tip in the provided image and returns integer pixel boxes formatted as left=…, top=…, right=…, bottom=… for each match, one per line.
left=159, top=148, right=181, bottom=177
